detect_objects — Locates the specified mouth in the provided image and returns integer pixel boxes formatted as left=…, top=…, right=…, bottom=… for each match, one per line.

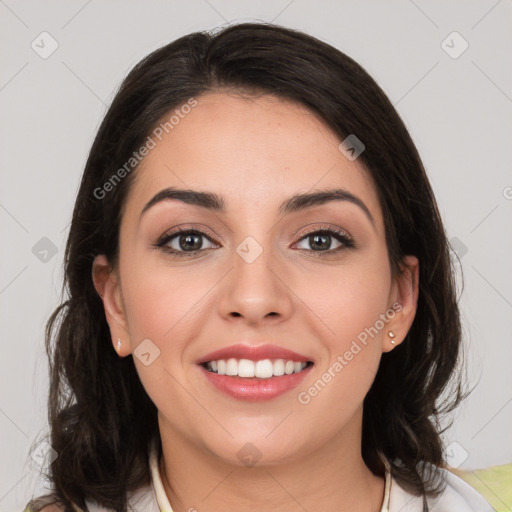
left=198, top=358, right=315, bottom=402
left=201, top=358, right=314, bottom=378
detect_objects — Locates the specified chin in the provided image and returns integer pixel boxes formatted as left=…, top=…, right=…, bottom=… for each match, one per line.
left=202, top=433, right=312, bottom=469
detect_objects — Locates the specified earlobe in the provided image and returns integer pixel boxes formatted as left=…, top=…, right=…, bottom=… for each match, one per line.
left=92, top=254, right=131, bottom=356
left=383, top=255, right=419, bottom=353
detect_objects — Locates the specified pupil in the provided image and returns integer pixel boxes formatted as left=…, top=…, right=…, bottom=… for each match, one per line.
left=311, top=234, right=330, bottom=251
left=180, top=233, right=202, bottom=251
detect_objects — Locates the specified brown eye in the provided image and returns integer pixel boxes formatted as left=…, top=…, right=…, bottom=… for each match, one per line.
left=295, top=228, right=355, bottom=254
left=175, top=232, right=203, bottom=251
left=156, top=228, right=218, bottom=257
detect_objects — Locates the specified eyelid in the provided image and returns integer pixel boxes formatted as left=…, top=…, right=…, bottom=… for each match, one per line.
left=156, top=223, right=353, bottom=244
left=294, top=223, right=352, bottom=241
left=155, top=224, right=219, bottom=246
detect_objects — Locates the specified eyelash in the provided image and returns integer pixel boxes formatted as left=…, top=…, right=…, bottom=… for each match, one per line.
left=154, top=225, right=356, bottom=258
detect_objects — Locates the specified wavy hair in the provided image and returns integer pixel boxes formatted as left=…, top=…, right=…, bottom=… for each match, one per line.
left=27, top=22, right=468, bottom=512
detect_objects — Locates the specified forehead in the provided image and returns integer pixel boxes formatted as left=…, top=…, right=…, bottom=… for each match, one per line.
left=124, top=91, right=382, bottom=227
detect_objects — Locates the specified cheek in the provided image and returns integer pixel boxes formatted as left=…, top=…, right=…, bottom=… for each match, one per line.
left=120, top=252, right=217, bottom=360
left=123, top=271, right=192, bottom=340
left=294, top=274, right=390, bottom=426
left=119, top=260, right=210, bottom=406
left=295, top=251, right=392, bottom=396
left=300, top=256, right=392, bottom=345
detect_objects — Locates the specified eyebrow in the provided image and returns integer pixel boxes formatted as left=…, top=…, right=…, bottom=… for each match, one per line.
left=140, top=186, right=375, bottom=227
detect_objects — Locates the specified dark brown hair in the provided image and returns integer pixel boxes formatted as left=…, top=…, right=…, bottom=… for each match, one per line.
left=27, top=22, right=468, bottom=512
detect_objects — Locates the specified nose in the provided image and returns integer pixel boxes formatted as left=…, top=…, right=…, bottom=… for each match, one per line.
left=218, top=240, right=294, bottom=327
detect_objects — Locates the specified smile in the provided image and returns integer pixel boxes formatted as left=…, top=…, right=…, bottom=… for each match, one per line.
left=203, top=358, right=312, bottom=378
left=199, top=359, right=314, bottom=402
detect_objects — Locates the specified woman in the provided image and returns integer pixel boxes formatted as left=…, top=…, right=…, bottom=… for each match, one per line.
left=27, top=22, right=492, bottom=512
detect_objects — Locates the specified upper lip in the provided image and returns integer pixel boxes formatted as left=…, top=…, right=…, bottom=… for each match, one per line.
left=197, top=343, right=313, bottom=365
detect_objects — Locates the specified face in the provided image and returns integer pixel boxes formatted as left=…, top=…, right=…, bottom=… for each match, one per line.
left=93, top=91, right=418, bottom=466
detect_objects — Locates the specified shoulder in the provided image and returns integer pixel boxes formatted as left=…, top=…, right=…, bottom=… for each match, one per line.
left=24, top=499, right=65, bottom=512
left=388, top=467, right=494, bottom=512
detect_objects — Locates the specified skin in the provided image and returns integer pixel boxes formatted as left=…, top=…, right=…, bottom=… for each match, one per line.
left=93, top=91, right=419, bottom=512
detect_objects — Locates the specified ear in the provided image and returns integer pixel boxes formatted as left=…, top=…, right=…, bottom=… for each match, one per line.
left=382, top=255, right=419, bottom=353
left=92, top=254, right=132, bottom=356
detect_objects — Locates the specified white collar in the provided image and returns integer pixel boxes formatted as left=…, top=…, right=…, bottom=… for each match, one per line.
left=149, top=441, right=174, bottom=512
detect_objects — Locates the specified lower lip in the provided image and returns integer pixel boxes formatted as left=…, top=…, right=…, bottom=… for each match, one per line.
left=199, top=364, right=313, bottom=402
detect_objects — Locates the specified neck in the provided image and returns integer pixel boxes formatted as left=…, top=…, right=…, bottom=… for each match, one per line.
left=158, top=409, right=386, bottom=512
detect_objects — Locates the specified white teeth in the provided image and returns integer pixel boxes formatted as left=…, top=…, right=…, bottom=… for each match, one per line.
left=225, top=358, right=238, bottom=376
left=238, top=359, right=255, bottom=377
left=255, top=359, right=273, bottom=378
left=204, top=358, right=309, bottom=378
left=273, top=359, right=285, bottom=376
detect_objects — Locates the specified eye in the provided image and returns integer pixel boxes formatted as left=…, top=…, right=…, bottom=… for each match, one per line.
left=155, top=227, right=218, bottom=257
left=154, top=225, right=355, bottom=259
left=294, top=226, right=355, bottom=254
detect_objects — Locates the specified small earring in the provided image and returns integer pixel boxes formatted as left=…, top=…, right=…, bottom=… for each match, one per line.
left=116, top=338, right=122, bottom=353
left=388, top=331, right=396, bottom=345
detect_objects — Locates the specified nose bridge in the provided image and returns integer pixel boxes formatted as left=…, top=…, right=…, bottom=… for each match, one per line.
left=218, top=230, right=293, bottom=323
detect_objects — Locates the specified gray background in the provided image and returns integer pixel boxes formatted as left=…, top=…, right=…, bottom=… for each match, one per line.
left=1, top=1, right=511, bottom=510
